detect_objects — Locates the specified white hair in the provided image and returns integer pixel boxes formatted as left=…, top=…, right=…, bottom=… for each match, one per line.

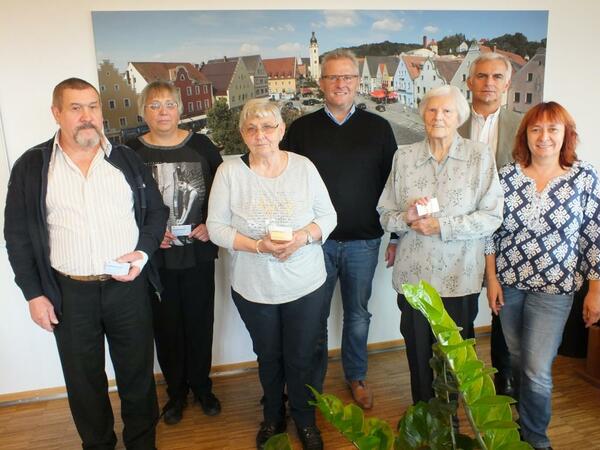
left=468, top=52, right=512, bottom=81
left=419, top=85, right=470, bottom=126
left=239, top=98, right=283, bottom=130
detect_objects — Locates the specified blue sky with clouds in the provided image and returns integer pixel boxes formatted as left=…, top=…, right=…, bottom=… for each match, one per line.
left=92, top=10, right=548, bottom=72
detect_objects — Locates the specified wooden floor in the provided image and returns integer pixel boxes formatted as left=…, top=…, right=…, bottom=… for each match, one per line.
left=1, top=335, right=599, bottom=449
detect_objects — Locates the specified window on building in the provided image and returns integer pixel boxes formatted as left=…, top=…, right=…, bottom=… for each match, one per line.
left=119, top=117, right=127, bottom=127
left=114, top=84, right=119, bottom=92
left=197, top=101, right=202, bottom=110
left=186, top=86, right=192, bottom=96
left=188, top=102, right=194, bottom=112
left=421, top=75, right=424, bottom=80
left=180, top=75, right=185, bottom=81
left=527, top=73, right=533, bottom=82
left=195, top=86, right=200, bottom=94
left=100, top=85, right=106, bottom=92
left=467, top=90, right=471, bottom=100
left=462, top=74, right=466, bottom=81
left=204, top=99, right=210, bottom=109
left=204, top=85, right=208, bottom=94
left=433, top=75, right=436, bottom=81
left=123, top=98, right=131, bottom=108
left=108, top=100, right=116, bottom=109
left=423, top=87, right=426, bottom=94
left=137, top=115, right=143, bottom=124
left=526, top=93, right=533, bottom=104
left=514, top=92, right=521, bottom=103
left=103, top=120, right=109, bottom=130
left=417, top=86, right=420, bottom=93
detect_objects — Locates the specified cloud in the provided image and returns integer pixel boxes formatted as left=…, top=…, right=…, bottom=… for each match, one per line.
left=277, top=42, right=302, bottom=53
left=372, top=18, right=405, bottom=32
left=264, top=24, right=295, bottom=32
left=323, top=10, right=359, bottom=28
left=424, top=25, right=440, bottom=34
left=239, top=43, right=260, bottom=54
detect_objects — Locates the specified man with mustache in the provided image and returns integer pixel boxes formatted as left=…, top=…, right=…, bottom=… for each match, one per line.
left=4, top=78, right=168, bottom=449
left=459, top=52, right=522, bottom=397
left=281, top=50, right=397, bottom=409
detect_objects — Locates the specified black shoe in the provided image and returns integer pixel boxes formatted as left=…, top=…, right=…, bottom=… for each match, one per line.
left=162, top=398, right=187, bottom=425
left=533, top=447, right=553, bottom=450
left=297, top=425, right=323, bottom=450
left=256, top=421, right=286, bottom=449
left=197, top=392, right=221, bottom=416
left=494, top=375, right=515, bottom=397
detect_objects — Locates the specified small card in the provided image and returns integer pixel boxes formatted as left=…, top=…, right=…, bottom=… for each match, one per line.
left=171, top=224, right=192, bottom=237
left=268, top=225, right=293, bottom=243
left=104, top=260, right=131, bottom=276
left=416, top=198, right=440, bottom=217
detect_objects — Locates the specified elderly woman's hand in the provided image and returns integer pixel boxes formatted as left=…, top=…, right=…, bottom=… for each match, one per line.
left=267, top=231, right=308, bottom=262
left=410, top=217, right=440, bottom=235
left=406, top=197, right=430, bottom=224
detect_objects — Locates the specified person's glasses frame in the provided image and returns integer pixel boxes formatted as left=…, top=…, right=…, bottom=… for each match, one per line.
left=145, top=101, right=179, bottom=111
left=321, top=74, right=359, bottom=83
left=243, top=123, right=280, bottom=137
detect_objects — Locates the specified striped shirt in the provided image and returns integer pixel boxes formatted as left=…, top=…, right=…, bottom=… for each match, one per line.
left=46, top=133, right=139, bottom=276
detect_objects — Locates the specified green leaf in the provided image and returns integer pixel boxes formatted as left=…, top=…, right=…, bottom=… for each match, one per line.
left=264, top=433, right=293, bottom=450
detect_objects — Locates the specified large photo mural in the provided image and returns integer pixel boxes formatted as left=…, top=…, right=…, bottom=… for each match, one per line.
left=92, top=10, right=548, bottom=151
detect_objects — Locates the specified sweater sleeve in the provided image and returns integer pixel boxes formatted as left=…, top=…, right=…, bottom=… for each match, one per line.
left=206, top=163, right=237, bottom=249
left=4, top=155, right=44, bottom=301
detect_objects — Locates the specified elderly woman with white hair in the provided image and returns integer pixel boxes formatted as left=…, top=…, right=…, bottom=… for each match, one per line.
left=377, top=85, right=503, bottom=404
left=207, top=98, right=336, bottom=450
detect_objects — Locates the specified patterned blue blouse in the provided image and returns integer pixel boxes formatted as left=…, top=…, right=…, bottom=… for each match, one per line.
left=485, top=161, right=600, bottom=294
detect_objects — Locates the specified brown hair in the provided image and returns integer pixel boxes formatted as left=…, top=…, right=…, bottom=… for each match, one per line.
left=52, top=78, right=99, bottom=109
left=513, top=101, right=579, bottom=168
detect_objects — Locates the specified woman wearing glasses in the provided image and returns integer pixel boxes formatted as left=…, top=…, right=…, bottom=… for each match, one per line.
left=207, top=98, right=336, bottom=450
left=127, top=81, right=223, bottom=425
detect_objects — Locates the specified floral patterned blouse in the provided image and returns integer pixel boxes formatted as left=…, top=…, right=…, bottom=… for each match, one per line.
left=378, top=135, right=503, bottom=297
left=485, top=161, right=600, bottom=295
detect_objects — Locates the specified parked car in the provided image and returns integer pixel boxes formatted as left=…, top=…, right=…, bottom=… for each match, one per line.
left=284, top=101, right=294, bottom=108
left=302, top=98, right=321, bottom=106
left=375, top=104, right=386, bottom=112
left=356, top=103, right=367, bottom=110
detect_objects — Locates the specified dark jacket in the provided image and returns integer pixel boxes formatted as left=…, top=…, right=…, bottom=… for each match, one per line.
left=4, top=137, right=169, bottom=315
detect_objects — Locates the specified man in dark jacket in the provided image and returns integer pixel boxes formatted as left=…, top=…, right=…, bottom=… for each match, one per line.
left=4, top=78, right=168, bottom=450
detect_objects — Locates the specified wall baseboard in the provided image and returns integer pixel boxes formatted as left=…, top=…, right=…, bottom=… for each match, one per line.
left=0, top=325, right=491, bottom=406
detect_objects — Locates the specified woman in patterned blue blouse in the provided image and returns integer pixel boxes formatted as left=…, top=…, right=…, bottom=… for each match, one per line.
left=485, top=101, right=600, bottom=450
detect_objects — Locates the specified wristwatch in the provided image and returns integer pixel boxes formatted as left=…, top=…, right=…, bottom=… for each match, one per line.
left=304, top=229, right=314, bottom=245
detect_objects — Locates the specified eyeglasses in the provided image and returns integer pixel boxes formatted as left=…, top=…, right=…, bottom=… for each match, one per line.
left=321, top=75, right=359, bottom=83
left=145, top=101, right=178, bottom=111
left=243, top=123, right=279, bottom=137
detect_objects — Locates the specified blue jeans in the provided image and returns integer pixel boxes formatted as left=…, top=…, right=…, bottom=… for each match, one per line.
left=499, top=286, right=573, bottom=448
left=313, top=238, right=381, bottom=387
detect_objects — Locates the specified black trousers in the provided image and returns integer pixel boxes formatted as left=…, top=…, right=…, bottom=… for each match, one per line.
left=491, top=313, right=512, bottom=380
left=397, top=293, right=479, bottom=404
left=232, top=284, right=326, bottom=428
left=152, top=262, right=215, bottom=402
left=54, top=273, right=158, bottom=450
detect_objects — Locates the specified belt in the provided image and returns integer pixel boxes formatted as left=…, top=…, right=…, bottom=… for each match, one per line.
left=58, top=272, right=112, bottom=282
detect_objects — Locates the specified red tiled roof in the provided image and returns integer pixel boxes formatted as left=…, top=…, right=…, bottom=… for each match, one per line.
left=434, top=59, right=462, bottom=83
left=130, top=62, right=211, bottom=85
left=263, top=57, right=297, bottom=79
left=401, top=55, right=426, bottom=80
left=199, top=60, right=239, bottom=96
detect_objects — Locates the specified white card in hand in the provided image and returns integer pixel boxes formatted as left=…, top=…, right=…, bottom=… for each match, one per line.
left=171, top=224, right=192, bottom=237
left=416, top=198, right=440, bottom=216
left=104, top=260, right=130, bottom=276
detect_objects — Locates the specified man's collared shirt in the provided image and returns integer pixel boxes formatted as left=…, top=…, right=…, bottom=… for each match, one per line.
left=470, top=106, right=501, bottom=156
left=46, top=132, right=139, bottom=276
left=324, top=103, right=356, bottom=125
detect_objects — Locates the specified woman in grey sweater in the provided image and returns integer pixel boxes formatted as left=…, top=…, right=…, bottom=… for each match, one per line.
left=207, top=99, right=336, bottom=450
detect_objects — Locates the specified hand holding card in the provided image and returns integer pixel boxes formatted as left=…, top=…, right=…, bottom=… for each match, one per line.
left=416, top=198, right=440, bottom=217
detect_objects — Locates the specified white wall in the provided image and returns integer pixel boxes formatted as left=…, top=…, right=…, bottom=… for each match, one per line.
left=1, top=0, right=599, bottom=396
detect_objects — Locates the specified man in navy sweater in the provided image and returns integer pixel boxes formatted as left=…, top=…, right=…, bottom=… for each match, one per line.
left=281, top=50, right=397, bottom=409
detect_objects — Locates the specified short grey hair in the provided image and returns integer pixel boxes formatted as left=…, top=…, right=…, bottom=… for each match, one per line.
left=321, top=49, right=359, bottom=76
left=138, top=80, right=184, bottom=117
left=419, top=85, right=470, bottom=126
left=239, top=98, right=283, bottom=130
left=468, top=52, right=512, bottom=81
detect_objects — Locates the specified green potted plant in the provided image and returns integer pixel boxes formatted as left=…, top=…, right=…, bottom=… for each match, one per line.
left=266, top=281, right=532, bottom=450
